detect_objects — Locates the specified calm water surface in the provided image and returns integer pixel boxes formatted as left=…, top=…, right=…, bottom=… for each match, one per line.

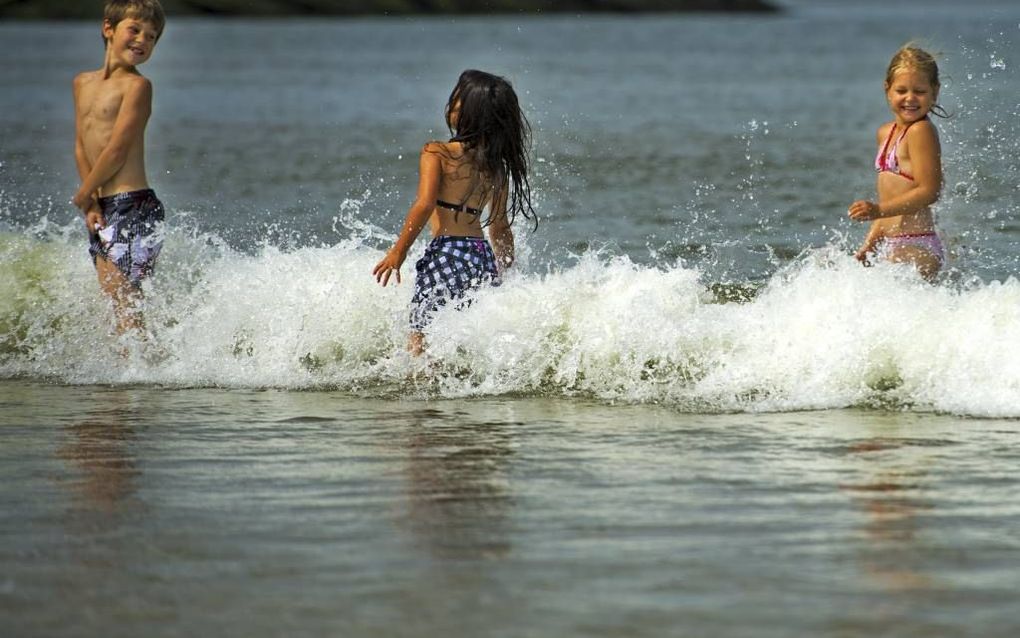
left=3, top=380, right=1020, bottom=637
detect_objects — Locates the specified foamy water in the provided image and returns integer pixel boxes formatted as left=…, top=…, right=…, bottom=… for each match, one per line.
left=4, top=211, right=1019, bottom=417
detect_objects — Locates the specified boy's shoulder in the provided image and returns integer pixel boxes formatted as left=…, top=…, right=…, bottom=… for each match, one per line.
left=107, top=72, right=154, bottom=108
left=125, top=73, right=153, bottom=96
left=73, top=68, right=152, bottom=92
left=116, top=68, right=153, bottom=90
left=73, top=68, right=101, bottom=89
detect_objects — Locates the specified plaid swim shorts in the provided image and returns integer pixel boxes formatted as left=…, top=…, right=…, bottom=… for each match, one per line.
left=410, top=235, right=500, bottom=330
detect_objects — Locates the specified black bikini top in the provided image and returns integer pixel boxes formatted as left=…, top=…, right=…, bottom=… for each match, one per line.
left=436, top=199, right=483, bottom=216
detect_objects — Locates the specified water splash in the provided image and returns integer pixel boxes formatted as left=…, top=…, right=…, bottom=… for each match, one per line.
left=3, top=219, right=1019, bottom=418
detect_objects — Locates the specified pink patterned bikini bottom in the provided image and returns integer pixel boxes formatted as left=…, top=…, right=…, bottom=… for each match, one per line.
left=880, top=232, right=945, bottom=265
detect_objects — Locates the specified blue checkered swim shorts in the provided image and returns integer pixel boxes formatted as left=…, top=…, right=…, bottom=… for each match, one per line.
left=410, top=235, right=500, bottom=331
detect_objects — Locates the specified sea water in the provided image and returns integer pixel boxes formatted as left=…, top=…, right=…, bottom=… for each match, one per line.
left=3, top=1, right=1020, bottom=635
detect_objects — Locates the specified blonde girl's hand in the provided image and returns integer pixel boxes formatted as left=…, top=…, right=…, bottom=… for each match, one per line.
left=854, top=246, right=873, bottom=267
left=372, top=248, right=405, bottom=287
left=848, top=200, right=880, bottom=221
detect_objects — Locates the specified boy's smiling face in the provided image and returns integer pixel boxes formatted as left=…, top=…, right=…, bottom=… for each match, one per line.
left=103, top=16, right=159, bottom=67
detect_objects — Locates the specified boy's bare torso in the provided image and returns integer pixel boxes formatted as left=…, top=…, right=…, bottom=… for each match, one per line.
left=74, top=69, right=150, bottom=197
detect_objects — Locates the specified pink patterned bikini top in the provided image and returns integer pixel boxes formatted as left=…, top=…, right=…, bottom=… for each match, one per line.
left=874, top=122, right=916, bottom=181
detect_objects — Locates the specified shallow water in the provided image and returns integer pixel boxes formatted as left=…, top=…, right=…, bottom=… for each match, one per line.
left=3, top=1, right=1020, bottom=635
left=3, top=1, right=1020, bottom=279
left=3, top=380, right=1020, bottom=637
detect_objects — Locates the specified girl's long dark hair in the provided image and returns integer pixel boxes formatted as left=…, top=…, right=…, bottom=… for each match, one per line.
left=446, top=69, right=537, bottom=229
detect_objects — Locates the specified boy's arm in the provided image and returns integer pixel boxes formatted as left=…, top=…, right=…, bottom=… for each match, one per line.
left=372, top=145, right=442, bottom=286
left=74, top=136, right=92, bottom=185
left=72, top=77, right=152, bottom=209
left=72, top=75, right=104, bottom=231
left=487, top=184, right=514, bottom=270
left=74, top=119, right=98, bottom=212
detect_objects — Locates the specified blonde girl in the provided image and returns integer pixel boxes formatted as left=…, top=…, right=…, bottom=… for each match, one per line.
left=848, top=45, right=948, bottom=281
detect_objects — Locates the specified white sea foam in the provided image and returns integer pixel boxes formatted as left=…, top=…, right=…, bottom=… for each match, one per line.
left=2, top=219, right=1019, bottom=417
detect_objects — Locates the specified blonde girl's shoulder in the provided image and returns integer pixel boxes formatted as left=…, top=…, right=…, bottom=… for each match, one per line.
left=876, top=121, right=895, bottom=144
left=908, top=117, right=938, bottom=138
left=900, top=118, right=940, bottom=153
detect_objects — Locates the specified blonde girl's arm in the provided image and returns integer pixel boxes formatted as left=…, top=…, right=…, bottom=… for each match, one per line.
left=851, top=121, right=942, bottom=220
left=72, top=76, right=152, bottom=210
left=487, top=182, right=514, bottom=270
left=372, top=144, right=442, bottom=286
left=855, top=221, right=885, bottom=263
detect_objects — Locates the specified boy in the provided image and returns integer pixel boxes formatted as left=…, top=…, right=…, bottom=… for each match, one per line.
left=72, top=0, right=166, bottom=335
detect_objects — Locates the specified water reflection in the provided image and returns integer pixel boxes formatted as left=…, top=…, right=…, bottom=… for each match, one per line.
left=57, top=390, right=142, bottom=516
left=400, top=408, right=515, bottom=560
left=843, top=436, right=938, bottom=592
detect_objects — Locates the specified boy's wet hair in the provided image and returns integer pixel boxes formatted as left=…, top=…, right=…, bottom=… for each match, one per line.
left=886, top=44, right=948, bottom=118
left=103, top=0, right=166, bottom=44
left=443, top=69, right=537, bottom=230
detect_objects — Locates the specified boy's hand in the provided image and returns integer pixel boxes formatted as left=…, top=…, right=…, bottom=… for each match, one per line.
left=72, top=188, right=95, bottom=211
left=84, top=207, right=106, bottom=237
left=372, top=248, right=406, bottom=287
left=848, top=200, right=880, bottom=221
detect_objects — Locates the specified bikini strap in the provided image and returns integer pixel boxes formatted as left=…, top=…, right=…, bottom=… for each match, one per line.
left=876, top=124, right=898, bottom=170
left=436, top=199, right=483, bottom=216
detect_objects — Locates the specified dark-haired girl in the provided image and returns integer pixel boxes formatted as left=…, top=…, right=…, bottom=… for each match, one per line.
left=373, top=69, right=537, bottom=355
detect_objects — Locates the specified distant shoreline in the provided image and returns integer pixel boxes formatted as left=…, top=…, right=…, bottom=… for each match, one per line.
left=0, top=0, right=779, bottom=20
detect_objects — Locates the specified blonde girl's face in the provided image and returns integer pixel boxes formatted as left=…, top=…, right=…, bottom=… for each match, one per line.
left=885, top=68, right=938, bottom=124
